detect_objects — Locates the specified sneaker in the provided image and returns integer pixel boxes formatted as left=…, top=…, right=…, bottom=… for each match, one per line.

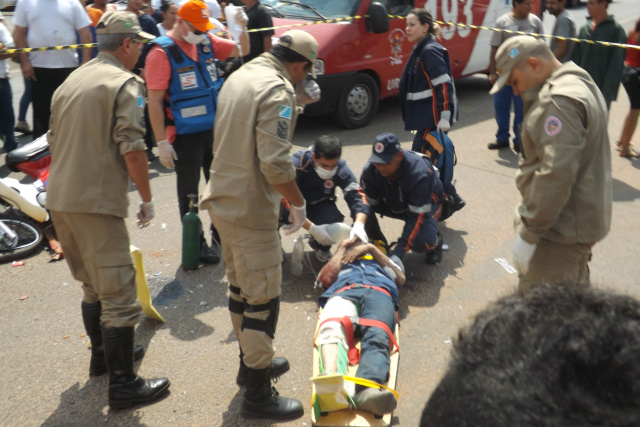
left=316, top=249, right=332, bottom=262
left=425, top=233, right=444, bottom=265
left=200, top=242, right=220, bottom=264
left=14, top=121, right=32, bottom=134
left=487, top=140, right=509, bottom=150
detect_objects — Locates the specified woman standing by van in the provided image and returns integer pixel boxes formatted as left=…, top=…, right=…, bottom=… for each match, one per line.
left=399, top=8, right=464, bottom=213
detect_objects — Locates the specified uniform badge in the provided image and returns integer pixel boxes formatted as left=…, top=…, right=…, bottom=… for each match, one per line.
left=374, top=142, right=385, bottom=153
left=137, top=95, right=144, bottom=108
left=202, top=45, right=211, bottom=53
left=279, top=105, right=292, bottom=120
left=544, top=116, right=562, bottom=136
left=179, top=71, right=198, bottom=90
left=324, top=180, right=335, bottom=189
left=509, top=48, right=519, bottom=59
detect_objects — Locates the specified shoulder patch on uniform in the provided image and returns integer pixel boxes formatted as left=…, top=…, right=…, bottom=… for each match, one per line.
left=544, top=116, right=562, bottom=136
left=277, top=120, right=289, bottom=139
left=137, top=95, right=144, bottom=108
left=279, top=105, right=292, bottom=120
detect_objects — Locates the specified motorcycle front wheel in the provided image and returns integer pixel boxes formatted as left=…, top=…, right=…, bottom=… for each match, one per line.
left=0, top=212, right=44, bottom=263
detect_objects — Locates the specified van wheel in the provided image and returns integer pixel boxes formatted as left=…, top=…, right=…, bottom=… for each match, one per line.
left=333, top=73, right=379, bottom=129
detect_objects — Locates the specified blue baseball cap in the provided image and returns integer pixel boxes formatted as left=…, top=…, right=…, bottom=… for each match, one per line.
left=369, top=133, right=401, bottom=164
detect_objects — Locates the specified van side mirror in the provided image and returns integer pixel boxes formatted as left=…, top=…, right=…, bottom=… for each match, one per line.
left=366, top=2, right=389, bottom=34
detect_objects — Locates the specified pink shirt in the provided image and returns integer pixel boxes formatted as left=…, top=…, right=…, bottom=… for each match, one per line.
left=146, top=32, right=236, bottom=143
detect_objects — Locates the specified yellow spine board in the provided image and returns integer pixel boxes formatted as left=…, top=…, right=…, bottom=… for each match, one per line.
left=311, top=309, right=399, bottom=427
left=130, top=245, right=165, bottom=322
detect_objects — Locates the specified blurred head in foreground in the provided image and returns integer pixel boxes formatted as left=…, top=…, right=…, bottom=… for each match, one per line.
left=420, top=282, right=640, bottom=427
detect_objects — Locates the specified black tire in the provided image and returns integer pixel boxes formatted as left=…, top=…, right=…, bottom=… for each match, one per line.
left=333, top=73, right=379, bottom=129
left=0, top=212, right=44, bottom=264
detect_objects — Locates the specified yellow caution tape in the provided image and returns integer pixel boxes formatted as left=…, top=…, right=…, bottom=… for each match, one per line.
left=2, top=14, right=638, bottom=54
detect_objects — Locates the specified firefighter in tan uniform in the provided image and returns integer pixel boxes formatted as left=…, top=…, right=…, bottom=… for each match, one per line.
left=489, top=36, right=612, bottom=294
left=47, top=12, right=170, bottom=409
left=200, top=30, right=320, bottom=420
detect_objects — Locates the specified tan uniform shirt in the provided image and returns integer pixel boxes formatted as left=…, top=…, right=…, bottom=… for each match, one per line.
left=201, top=53, right=298, bottom=230
left=47, top=52, right=147, bottom=218
left=516, top=62, right=612, bottom=245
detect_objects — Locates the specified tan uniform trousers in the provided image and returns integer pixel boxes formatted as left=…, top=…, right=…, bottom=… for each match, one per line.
left=518, top=238, right=592, bottom=294
left=50, top=211, right=141, bottom=328
left=210, top=213, right=283, bottom=370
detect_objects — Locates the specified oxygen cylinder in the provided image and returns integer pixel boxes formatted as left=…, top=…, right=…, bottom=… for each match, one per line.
left=182, top=194, right=201, bottom=270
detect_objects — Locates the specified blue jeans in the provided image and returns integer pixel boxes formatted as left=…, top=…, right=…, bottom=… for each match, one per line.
left=333, top=286, right=396, bottom=385
left=493, top=85, right=523, bottom=145
left=18, top=77, right=31, bottom=122
left=0, top=78, right=16, bottom=152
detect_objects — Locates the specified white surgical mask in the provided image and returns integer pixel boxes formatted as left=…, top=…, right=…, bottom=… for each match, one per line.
left=315, top=164, right=337, bottom=180
left=183, top=30, right=205, bottom=44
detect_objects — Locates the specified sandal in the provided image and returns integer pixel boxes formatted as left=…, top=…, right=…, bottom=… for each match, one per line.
left=620, top=147, right=640, bottom=158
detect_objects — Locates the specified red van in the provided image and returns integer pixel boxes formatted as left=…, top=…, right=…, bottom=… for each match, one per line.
left=264, top=0, right=540, bottom=128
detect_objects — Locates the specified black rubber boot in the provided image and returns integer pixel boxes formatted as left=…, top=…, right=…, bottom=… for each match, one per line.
left=241, top=367, right=304, bottom=420
left=236, top=351, right=290, bottom=386
left=81, top=301, right=144, bottom=377
left=103, top=326, right=170, bottom=409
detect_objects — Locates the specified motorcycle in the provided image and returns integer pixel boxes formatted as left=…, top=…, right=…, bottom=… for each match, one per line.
left=0, top=135, right=60, bottom=263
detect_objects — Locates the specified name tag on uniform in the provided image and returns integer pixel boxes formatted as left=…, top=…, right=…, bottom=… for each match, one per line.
left=180, top=71, right=198, bottom=90
left=181, top=105, right=207, bottom=118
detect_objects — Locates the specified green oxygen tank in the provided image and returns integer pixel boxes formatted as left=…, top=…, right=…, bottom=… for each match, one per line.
left=182, top=194, right=201, bottom=270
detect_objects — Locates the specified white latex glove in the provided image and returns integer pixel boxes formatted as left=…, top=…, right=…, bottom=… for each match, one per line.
left=296, top=79, right=321, bottom=106
left=437, top=118, right=451, bottom=132
left=137, top=200, right=155, bottom=227
left=234, top=7, right=248, bottom=27
left=157, top=140, right=178, bottom=169
left=309, top=224, right=335, bottom=246
left=349, top=221, right=368, bottom=243
left=282, top=201, right=306, bottom=235
left=512, top=235, right=536, bottom=275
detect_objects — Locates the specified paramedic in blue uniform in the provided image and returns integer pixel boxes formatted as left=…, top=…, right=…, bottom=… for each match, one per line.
left=400, top=8, right=464, bottom=214
left=145, top=0, right=248, bottom=264
left=316, top=237, right=405, bottom=416
left=282, top=135, right=371, bottom=260
left=360, top=133, right=445, bottom=265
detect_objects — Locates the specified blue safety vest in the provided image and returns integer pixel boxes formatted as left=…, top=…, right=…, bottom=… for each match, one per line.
left=150, top=35, right=224, bottom=135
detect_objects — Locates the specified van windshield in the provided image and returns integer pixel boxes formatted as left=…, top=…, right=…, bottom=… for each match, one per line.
left=262, top=0, right=360, bottom=20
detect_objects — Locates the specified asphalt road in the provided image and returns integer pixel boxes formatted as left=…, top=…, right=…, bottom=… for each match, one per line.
left=2, top=4, right=640, bottom=427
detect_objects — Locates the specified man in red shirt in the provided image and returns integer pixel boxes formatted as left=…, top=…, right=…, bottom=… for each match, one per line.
left=146, top=0, right=248, bottom=264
